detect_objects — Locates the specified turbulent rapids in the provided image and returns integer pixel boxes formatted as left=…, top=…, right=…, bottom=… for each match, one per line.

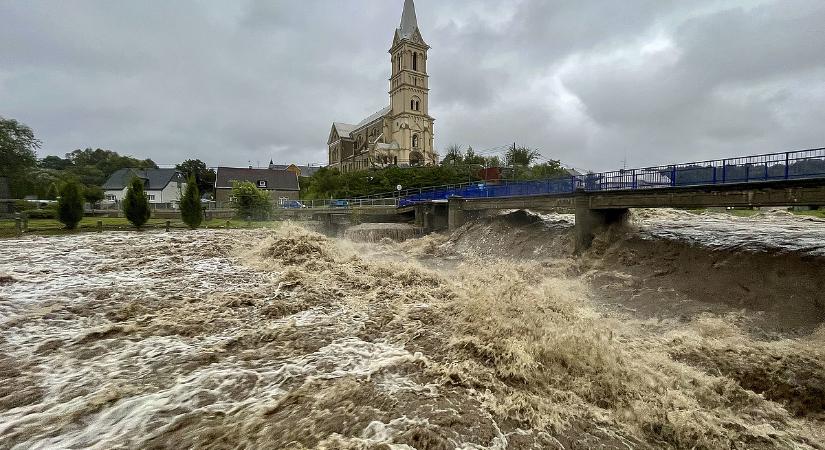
left=1, top=211, right=825, bottom=449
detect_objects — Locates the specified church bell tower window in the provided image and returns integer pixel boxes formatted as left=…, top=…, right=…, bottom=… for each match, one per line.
left=412, top=52, right=418, bottom=71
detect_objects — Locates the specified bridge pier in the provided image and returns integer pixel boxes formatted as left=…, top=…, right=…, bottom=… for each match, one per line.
left=448, top=197, right=466, bottom=231
left=575, top=201, right=629, bottom=253
left=415, top=203, right=442, bottom=233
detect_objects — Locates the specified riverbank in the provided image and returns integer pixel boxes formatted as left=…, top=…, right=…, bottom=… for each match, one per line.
left=0, top=217, right=283, bottom=237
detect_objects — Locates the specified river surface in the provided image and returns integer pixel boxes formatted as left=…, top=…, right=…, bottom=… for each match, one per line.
left=1, top=214, right=824, bottom=449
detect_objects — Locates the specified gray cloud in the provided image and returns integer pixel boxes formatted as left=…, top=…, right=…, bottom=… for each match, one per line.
left=1, top=0, right=823, bottom=171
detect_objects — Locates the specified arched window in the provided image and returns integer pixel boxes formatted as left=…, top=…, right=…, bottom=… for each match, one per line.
left=409, top=151, right=423, bottom=166
left=411, top=96, right=421, bottom=111
left=412, top=134, right=419, bottom=148
left=413, top=52, right=418, bottom=71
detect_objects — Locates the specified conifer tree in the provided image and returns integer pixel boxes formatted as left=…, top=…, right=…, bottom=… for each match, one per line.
left=122, top=177, right=150, bottom=228
left=57, top=180, right=84, bottom=230
left=180, top=175, right=202, bottom=229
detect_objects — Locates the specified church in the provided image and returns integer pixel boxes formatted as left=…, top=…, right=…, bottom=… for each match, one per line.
left=327, top=0, right=436, bottom=173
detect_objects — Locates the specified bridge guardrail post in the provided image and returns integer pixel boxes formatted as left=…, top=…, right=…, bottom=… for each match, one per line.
left=785, top=153, right=790, bottom=179
left=722, top=160, right=727, bottom=183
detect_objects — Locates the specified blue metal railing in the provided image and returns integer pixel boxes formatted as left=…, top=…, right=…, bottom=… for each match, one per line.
left=396, top=147, right=825, bottom=207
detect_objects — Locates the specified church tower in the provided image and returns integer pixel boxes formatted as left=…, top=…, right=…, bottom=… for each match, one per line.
left=388, top=0, right=435, bottom=166
left=327, top=0, right=436, bottom=172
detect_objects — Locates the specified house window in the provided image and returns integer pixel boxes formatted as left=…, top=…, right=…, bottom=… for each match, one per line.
left=257, top=180, right=267, bottom=188
left=105, top=195, right=116, bottom=201
left=147, top=194, right=156, bottom=201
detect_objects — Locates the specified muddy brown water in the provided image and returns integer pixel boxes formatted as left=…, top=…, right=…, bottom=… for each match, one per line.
left=1, top=212, right=824, bottom=449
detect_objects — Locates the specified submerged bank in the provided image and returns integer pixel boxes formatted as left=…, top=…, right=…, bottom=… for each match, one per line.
left=0, top=211, right=824, bottom=449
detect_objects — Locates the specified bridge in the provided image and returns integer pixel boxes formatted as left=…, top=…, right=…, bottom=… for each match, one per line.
left=288, top=147, right=825, bottom=251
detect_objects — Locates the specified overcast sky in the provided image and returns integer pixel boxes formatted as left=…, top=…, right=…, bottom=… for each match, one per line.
left=1, top=0, right=824, bottom=171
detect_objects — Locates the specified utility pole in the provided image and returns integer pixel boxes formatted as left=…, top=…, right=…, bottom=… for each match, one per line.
left=512, top=142, right=517, bottom=182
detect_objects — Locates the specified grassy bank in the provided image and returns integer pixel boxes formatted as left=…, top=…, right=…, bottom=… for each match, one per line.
left=0, top=217, right=282, bottom=237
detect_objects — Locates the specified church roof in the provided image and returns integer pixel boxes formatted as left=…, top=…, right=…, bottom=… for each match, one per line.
left=333, top=122, right=356, bottom=139
left=355, top=106, right=392, bottom=130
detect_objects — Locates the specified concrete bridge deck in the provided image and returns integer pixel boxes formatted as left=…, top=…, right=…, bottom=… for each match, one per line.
left=445, top=178, right=825, bottom=251
left=299, top=178, right=825, bottom=252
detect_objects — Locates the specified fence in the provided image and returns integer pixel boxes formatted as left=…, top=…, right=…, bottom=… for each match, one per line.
left=394, top=147, right=825, bottom=207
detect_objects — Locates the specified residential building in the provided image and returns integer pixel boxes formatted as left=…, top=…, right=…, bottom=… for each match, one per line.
left=103, top=168, right=186, bottom=204
left=327, top=0, right=436, bottom=173
left=267, top=161, right=322, bottom=178
left=214, top=167, right=300, bottom=204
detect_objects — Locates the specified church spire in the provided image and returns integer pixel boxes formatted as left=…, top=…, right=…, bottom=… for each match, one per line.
left=398, top=0, right=418, bottom=39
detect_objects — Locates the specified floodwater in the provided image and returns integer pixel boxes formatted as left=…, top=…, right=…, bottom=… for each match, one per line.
left=1, top=212, right=824, bottom=449
left=633, top=209, right=825, bottom=256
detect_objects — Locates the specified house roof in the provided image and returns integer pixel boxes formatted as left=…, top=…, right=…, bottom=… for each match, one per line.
left=214, top=167, right=299, bottom=191
left=297, top=165, right=321, bottom=177
left=269, top=164, right=323, bottom=177
left=103, top=168, right=183, bottom=191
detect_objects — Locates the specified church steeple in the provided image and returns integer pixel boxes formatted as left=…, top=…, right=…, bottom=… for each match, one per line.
left=398, top=0, right=418, bottom=39
left=394, top=0, right=427, bottom=47
left=387, top=0, right=434, bottom=166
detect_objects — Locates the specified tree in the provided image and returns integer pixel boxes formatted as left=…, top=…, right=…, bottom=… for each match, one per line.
left=464, top=146, right=487, bottom=166
left=39, top=155, right=72, bottom=170
left=57, top=180, right=84, bottom=230
left=505, top=146, right=541, bottom=167
left=527, top=160, right=567, bottom=179
left=484, top=156, right=502, bottom=168
left=231, top=181, right=272, bottom=221
left=442, top=144, right=464, bottom=165
left=84, top=185, right=105, bottom=208
left=122, top=177, right=151, bottom=228
left=176, top=159, right=216, bottom=196
left=180, top=175, right=203, bottom=229
left=64, top=148, right=157, bottom=186
left=0, top=117, right=41, bottom=197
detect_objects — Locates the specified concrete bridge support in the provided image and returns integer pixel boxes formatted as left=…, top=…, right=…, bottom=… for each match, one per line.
left=448, top=197, right=466, bottom=231
left=415, top=203, right=447, bottom=233
left=574, top=203, right=629, bottom=253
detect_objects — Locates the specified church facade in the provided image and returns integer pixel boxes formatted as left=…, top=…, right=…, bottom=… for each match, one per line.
left=327, top=0, right=436, bottom=173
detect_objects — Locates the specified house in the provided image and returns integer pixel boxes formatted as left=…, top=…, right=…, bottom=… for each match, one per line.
left=267, top=161, right=322, bottom=178
left=103, top=168, right=186, bottom=204
left=214, top=167, right=300, bottom=204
